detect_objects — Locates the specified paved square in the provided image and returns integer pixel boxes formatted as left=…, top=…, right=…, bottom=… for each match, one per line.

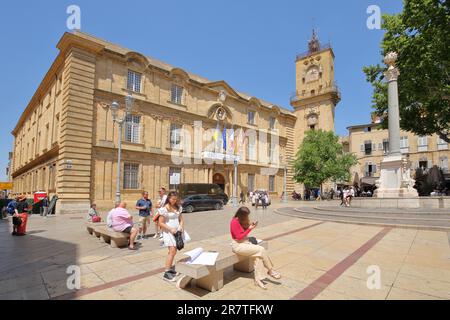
left=1, top=202, right=449, bottom=300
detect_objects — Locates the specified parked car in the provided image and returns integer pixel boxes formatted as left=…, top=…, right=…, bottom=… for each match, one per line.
left=177, top=183, right=229, bottom=205
left=251, top=190, right=272, bottom=206
left=181, top=194, right=224, bottom=213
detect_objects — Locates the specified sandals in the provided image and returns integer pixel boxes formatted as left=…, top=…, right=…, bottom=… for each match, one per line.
left=268, top=270, right=282, bottom=280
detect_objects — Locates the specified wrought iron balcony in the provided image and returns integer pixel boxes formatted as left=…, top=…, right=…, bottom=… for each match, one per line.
left=296, top=43, right=332, bottom=61
left=290, top=82, right=341, bottom=104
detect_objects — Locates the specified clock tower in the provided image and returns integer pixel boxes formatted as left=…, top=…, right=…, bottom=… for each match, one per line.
left=290, top=30, right=341, bottom=193
left=291, top=30, right=341, bottom=152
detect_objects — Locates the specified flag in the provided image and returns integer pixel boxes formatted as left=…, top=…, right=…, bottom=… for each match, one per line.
left=229, top=129, right=235, bottom=153
left=213, top=123, right=220, bottom=142
left=235, top=128, right=245, bottom=153
left=222, top=127, right=227, bottom=151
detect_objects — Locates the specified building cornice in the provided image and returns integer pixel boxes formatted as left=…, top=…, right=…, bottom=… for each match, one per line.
left=11, top=32, right=106, bottom=137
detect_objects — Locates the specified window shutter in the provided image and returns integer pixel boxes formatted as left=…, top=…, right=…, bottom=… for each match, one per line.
left=373, top=164, right=377, bottom=173
left=378, top=143, right=382, bottom=150
left=360, top=144, right=364, bottom=152
left=427, top=160, right=433, bottom=169
left=372, top=143, right=376, bottom=151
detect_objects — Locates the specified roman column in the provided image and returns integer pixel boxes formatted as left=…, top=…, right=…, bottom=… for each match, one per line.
left=384, top=52, right=401, bottom=156
left=374, top=52, right=419, bottom=204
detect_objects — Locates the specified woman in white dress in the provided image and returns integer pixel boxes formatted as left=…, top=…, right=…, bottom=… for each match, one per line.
left=158, top=192, right=190, bottom=282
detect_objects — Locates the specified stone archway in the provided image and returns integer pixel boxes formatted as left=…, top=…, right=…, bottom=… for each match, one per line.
left=213, top=173, right=226, bottom=192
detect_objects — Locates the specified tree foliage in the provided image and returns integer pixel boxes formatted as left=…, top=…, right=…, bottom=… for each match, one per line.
left=293, top=130, right=357, bottom=189
left=363, top=0, right=450, bottom=142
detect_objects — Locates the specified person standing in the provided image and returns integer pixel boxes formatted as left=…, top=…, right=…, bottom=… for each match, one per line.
left=110, top=202, right=139, bottom=250
left=343, top=187, right=350, bottom=207
left=13, top=195, right=29, bottom=236
left=41, top=196, right=49, bottom=218
left=262, top=192, right=269, bottom=210
left=316, top=189, right=321, bottom=201
left=239, top=191, right=245, bottom=204
left=347, top=186, right=355, bottom=207
left=153, top=187, right=167, bottom=239
left=158, top=192, right=190, bottom=282
left=339, top=188, right=345, bottom=206
left=230, top=207, right=281, bottom=290
left=136, top=191, right=153, bottom=240
left=254, top=192, right=260, bottom=210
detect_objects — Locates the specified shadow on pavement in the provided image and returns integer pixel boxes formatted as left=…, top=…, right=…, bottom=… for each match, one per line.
left=0, top=218, right=78, bottom=300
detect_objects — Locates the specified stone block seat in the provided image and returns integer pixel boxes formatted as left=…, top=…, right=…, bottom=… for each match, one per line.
left=175, top=241, right=268, bottom=292
left=85, top=222, right=106, bottom=236
left=94, top=226, right=130, bottom=248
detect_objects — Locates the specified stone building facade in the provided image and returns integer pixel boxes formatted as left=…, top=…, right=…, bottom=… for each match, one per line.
left=10, top=31, right=307, bottom=213
left=347, top=120, right=450, bottom=189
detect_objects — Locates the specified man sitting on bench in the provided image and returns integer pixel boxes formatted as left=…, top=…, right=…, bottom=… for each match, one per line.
left=230, top=207, right=281, bottom=290
left=110, top=202, right=139, bottom=250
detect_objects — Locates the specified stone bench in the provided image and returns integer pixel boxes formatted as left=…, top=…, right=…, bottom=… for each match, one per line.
left=94, top=226, right=130, bottom=248
left=86, top=222, right=106, bottom=236
left=175, top=241, right=268, bottom=292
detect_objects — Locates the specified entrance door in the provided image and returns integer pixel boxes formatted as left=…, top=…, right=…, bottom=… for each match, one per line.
left=213, top=173, right=225, bottom=192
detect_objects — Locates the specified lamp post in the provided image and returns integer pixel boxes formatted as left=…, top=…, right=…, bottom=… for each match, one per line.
left=110, top=94, right=134, bottom=204
left=233, top=158, right=239, bottom=207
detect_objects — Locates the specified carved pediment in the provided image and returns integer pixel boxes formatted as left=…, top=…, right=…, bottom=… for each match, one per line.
left=205, top=81, right=241, bottom=100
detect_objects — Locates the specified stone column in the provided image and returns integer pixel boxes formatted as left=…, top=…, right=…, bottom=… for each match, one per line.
left=374, top=52, right=419, bottom=204
left=384, top=52, right=401, bottom=156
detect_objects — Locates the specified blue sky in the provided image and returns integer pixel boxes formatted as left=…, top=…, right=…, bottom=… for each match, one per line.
left=0, top=0, right=403, bottom=180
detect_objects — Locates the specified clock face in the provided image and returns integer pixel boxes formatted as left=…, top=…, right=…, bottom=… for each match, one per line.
left=306, top=66, right=320, bottom=82
left=307, top=114, right=318, bottom=126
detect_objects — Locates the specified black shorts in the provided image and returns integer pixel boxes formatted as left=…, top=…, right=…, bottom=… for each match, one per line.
left=122, top=226, right=132, bottom=234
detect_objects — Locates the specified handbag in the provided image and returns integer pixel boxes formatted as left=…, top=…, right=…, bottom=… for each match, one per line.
left=13, top=216, right=22, bottom=226
left=248, top=237, right=258, bottom=245
left=174, top=231, right=185, bottom=251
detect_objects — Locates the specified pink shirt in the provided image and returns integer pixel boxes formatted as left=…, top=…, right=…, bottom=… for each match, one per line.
left=111, top=207, right=133, bottom=232
left=230, top=217, right=252, bottom=241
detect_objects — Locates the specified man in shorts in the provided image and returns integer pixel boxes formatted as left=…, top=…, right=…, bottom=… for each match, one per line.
left=136, top=191, right=153, bottom=240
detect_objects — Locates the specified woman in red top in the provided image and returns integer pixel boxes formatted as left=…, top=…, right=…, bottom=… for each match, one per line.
left=230, top=207, right=281, bottom=290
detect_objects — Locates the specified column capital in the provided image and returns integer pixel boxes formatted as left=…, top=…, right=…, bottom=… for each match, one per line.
left=384, top=67, right=400, bottom=82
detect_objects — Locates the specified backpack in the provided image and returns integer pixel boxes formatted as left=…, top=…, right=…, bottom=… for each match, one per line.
left=7, top=201, right=16, bottom=215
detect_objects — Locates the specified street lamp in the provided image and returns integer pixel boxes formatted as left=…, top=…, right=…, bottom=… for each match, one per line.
left=110, top=94, right=134, bottom=204
left=233, top=158, right=239, bottom=207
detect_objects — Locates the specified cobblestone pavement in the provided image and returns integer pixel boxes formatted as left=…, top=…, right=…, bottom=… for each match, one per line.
left=1, top=200, right=449, bottom=300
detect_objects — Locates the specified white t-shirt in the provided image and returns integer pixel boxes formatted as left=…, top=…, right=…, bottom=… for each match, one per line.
left=158, top=195, right=168, bottom=208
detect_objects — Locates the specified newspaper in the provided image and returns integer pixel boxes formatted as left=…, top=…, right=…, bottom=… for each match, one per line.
left=184, top=248, right=219, bottom=266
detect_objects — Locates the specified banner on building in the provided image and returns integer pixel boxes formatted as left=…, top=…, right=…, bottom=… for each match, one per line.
left=0, top=182, right=13, bottom=190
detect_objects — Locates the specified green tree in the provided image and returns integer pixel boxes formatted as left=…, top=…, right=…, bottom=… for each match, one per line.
left=293, top=130, right=357, bottom=191
left=364, top=0, right=450, bottom=142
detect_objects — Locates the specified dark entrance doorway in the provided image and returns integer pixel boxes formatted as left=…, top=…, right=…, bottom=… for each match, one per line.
left=213, top=173, right=225, bottom=192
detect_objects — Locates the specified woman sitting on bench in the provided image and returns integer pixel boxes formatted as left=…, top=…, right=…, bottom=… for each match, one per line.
left=230, top=207, right=281, bottom=290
